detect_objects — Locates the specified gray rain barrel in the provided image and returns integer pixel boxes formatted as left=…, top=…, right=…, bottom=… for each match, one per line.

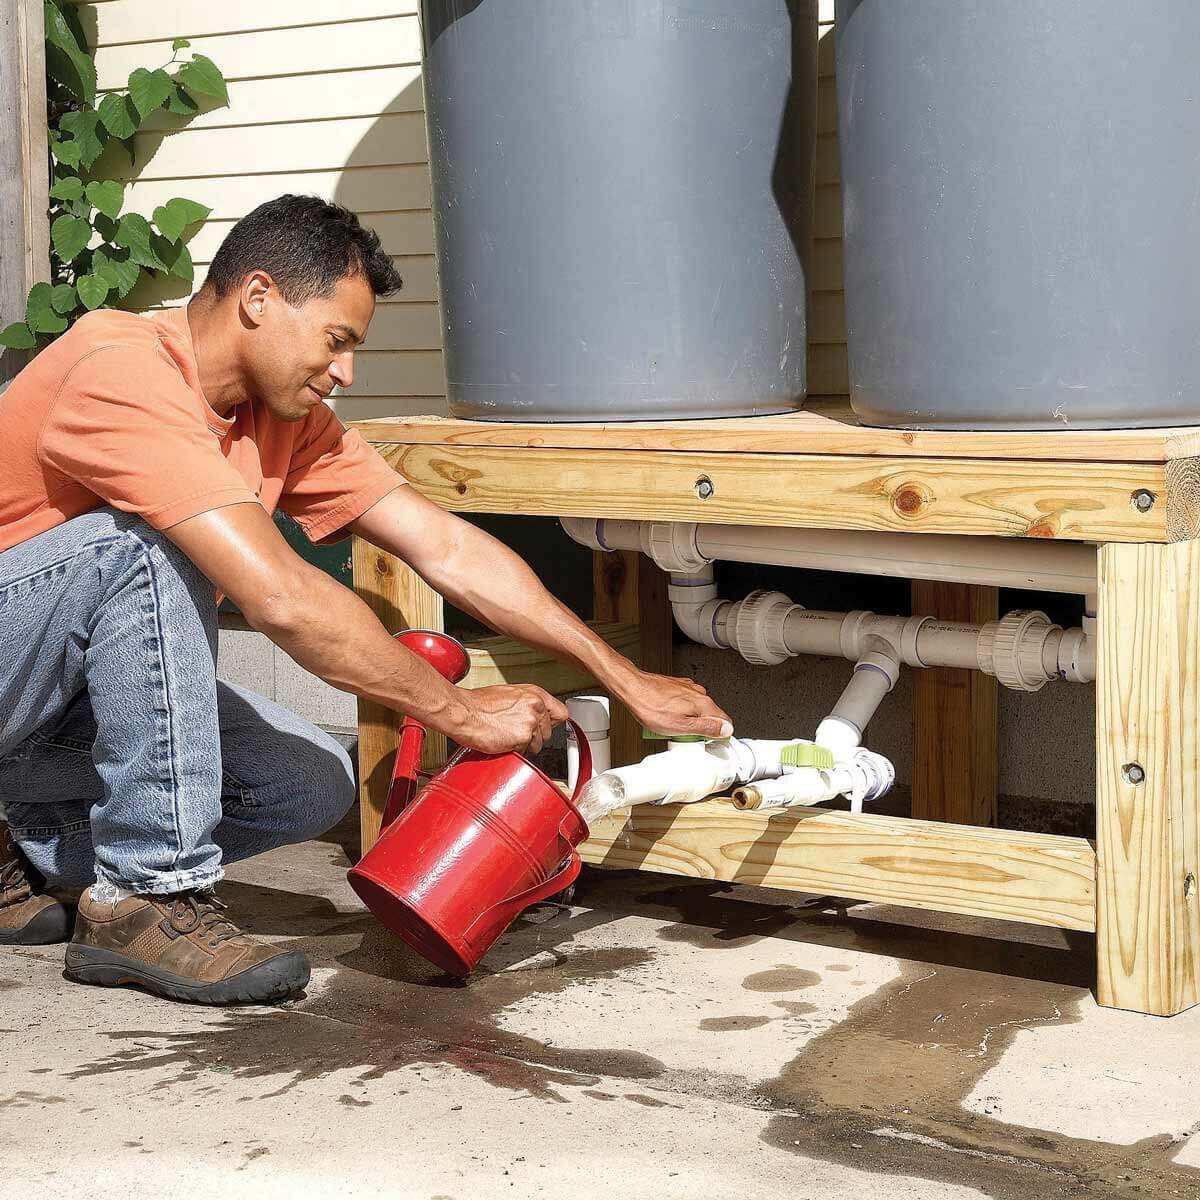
left=836, top=0, right=1200, bottom=430
left=421, top=1, right=818, bottom=422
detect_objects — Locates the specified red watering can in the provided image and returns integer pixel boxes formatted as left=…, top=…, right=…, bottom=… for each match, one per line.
left=348, top=630, right=593, bottom=976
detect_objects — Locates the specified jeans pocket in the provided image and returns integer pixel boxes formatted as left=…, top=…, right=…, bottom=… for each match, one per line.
left=221, top=769, right=260, bottom=808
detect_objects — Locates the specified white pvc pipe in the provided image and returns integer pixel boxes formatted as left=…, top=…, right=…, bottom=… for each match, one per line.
left=562, top=517, right=1096, bottom=692
left=562, top=517, right=1097, bottom=595
left=727, top=595, right=1094, bottom=688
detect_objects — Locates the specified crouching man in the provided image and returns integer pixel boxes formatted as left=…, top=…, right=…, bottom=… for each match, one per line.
left=0, top=195, right=731, bottom=1005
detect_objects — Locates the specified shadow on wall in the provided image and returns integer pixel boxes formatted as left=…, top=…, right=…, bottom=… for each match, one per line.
left=330, top=65, right=440, bottom=427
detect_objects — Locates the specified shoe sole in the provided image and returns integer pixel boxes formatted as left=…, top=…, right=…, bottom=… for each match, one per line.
left=0, top=904, right=72, bottom=946
left=63, top=943, right=310, bottom=1006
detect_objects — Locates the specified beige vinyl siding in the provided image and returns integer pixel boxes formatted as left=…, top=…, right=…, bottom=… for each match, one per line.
left=77, top=0, right=445, bottom=424
left=78, top=1, right=848, bottom=419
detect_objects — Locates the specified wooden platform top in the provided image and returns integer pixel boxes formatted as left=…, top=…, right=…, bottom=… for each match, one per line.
left=354, top=399, right=1200, bottom=463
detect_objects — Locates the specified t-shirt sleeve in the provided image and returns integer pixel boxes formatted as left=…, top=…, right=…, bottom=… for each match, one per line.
left=38, top=343, right=259, bottom=529
left=276, top=403, right=406, bottom=545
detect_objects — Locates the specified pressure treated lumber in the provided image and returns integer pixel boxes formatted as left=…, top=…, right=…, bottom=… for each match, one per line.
left=352, top=538, right=446, bottom=854
left=580, top=800, right=1096, bottom=932
left=354, top=401, right=1200, bottom=464
left=462, top=620, right=640, bottom=692
left=378, top=442, right=1166, bottom=544
left=0, top=0, right=50, bottom=387
left=911, top=581, right=999, bottom=826
left=1096, top=540, right=1200, bottom=1015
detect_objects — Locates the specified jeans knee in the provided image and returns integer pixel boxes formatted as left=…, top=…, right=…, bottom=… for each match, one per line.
left=293, top=740, right=356, bottom=841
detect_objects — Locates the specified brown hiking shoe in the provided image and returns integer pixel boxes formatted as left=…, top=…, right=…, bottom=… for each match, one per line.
left=65, top=887, right=310, bottom=1005
left=0, top=823, right=71, bottom=946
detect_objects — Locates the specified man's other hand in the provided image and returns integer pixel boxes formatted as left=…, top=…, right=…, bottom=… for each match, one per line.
left=614, top=669, right=733, bottom=740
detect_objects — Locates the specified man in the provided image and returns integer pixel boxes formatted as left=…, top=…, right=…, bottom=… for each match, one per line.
left=0, top=195, right=731, bottom=1005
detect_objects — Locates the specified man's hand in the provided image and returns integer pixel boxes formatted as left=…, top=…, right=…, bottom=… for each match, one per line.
left=611, top=668, right=733, bottom=740
left=454, top=685, right=569, bottom=756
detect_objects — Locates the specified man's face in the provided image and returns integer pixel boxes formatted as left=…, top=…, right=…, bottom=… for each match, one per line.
left=250, top=272, right=376, bottom=422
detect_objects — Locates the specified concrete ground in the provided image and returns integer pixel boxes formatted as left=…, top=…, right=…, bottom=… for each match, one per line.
left=3, top=814, right=1199, bottom=1200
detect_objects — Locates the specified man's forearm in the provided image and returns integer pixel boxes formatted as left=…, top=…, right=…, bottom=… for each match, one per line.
left=428, top=522, right=640, bottom=696
left=254, top=565, right=473, bottom=734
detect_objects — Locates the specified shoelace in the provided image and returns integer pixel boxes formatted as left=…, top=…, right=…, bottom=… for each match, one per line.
left=0, top=849, right=32, bottom=902
left=163, top=890, right=242, bottom=944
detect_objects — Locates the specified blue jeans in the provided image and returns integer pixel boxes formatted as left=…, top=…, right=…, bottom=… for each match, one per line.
left=0, top=508, right=355, bottom=892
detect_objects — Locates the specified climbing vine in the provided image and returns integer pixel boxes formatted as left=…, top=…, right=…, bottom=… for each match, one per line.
left=0, top=0, right=228, bottom=349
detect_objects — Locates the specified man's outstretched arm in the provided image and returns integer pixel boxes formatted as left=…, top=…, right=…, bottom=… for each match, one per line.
left=165, top=502, right=567, bottom=754
left=347, top=486, right=733, bottom=740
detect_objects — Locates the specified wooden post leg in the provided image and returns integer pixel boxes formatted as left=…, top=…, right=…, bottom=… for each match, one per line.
left=352, top=537, right=445, bottom=856
left=1096, top=541, right=1200, bottom=1015
left=593, top=548, right=673, bottom=767
left=910, top=581, right=999, bottom=826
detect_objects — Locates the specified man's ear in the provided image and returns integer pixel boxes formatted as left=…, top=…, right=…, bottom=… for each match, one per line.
left=239, top=271, right=275, bottom=327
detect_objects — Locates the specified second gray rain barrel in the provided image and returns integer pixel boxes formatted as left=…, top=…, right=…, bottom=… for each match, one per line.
left=836, top=0, right=1200, bottom=430
left=421, top=1, right=818, bottom=422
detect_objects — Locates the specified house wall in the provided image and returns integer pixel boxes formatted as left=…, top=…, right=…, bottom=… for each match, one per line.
left=77, top=0, right=444, bottom=423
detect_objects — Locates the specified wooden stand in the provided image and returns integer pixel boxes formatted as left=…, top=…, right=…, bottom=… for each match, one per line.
left=353, top=401, right=1200, bottom=1017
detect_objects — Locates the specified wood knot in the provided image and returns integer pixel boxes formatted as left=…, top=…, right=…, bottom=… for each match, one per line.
left=1024, top=516, right=1060, bottom=539
left=891, top=481, right=932, bottom=519
left=455, top=482, right=468, bottom=496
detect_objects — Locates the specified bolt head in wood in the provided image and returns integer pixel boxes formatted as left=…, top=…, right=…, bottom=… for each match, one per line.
left=1122, top=762, right=1146, bottom=786
left=694, top=475, right=715, bottom=500
left=1131, top=489, right=1156, bottom=513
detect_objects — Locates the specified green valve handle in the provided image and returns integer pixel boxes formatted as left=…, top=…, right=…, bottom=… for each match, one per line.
left=780, top=741, right=836, bottom=770
left=642, top=727, right=714, bottom=743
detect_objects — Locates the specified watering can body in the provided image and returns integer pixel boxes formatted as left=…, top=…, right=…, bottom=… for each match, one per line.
left=348, top=630, right=592, bottom=976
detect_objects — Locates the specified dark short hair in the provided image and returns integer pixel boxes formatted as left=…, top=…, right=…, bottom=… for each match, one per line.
left=205, top=195, right=404, bottom=303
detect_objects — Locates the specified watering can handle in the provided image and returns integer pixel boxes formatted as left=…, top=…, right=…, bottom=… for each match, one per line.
left=567, top=718, right=593, bottom=805
left=473, top=851, right=584, bottom=937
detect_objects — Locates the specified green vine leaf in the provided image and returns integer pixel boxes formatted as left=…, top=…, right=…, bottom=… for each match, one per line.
left=26, top=283, right=70, bottom=335
left=50, top=135, right=82, bottom=169
left=128, top=67, right=175, bottom=119
left=50, top=214, right=92, bottom=263
left=114, top=212, right=165, bottom=271
left=177, top=54, right=228, bottom=105
left=49, top=283, right=78, bottom=314
left=85, top=181, right=124, bottom=221
left=172, top=37, right=191, bottom=52
left=93, top=248, right=142, bottom=299
left=58, top=109, right=106, bottom=168
left=76, top=274, right=111, bottom=310
left=0, top=322, right=37, bottom=351
left=157, top=237, right=194, bottom=283
left=153, top=197, right=211, bottom=242
left=44, top=0, right=97, bottom=106
left=49, top=176, right=84, bottom=202
left=97, top=93, right=138, bottom=140
left=166, top=85, right=199, bottom=116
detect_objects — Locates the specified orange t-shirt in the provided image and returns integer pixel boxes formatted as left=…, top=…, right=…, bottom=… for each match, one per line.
left=0, top=305, right=405, bottom=553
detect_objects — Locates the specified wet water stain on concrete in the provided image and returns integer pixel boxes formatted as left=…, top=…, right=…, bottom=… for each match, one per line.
left=67, top=904, right=664, bottom=1104
left=698, top=1015, right=774, bottom=1032
left=757, top=957, right=1200, bottom=1198
left=742, top=965, right=822, bottom=993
